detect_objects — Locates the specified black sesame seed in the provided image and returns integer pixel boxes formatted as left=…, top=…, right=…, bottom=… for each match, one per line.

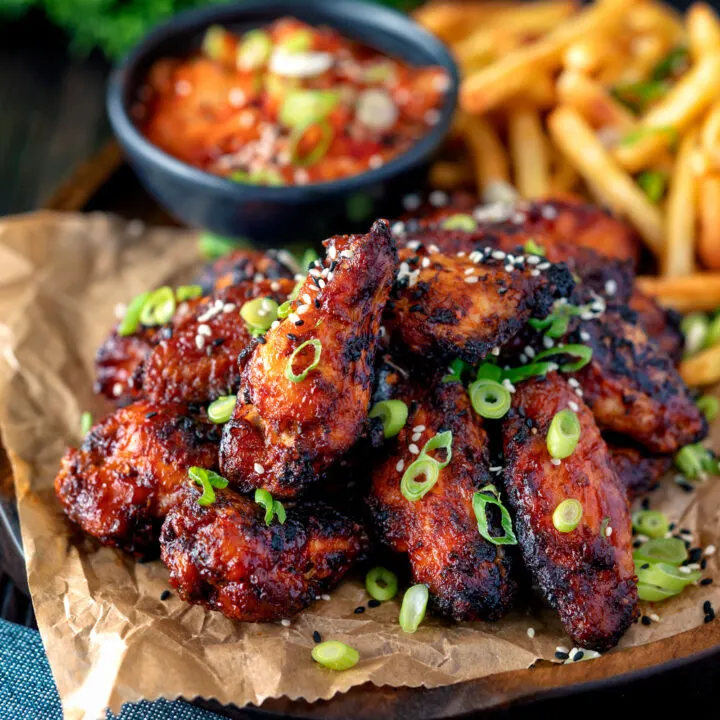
left=257, top=336, right=267, bottom=344
left=315, top=299, right=321, bottom=309
left=354, top=606, right=365, bottom=614
left=641, top=616, right=652, bottom=626
left=368, top=599, right=381, bottom=608
left=312, top=630, right=322, bottom=643
left=573, top=651, right=584, bottom=661
left=633, top=539, right=643, bottom=549
left=287, top=333, right=298, bottom=341
left=145, top=412, right=158, bottom=419
left=329, top=260, right=338, bottom=272
left=554, top=651, right=569, bottom=660
left=681, top=528, right=692, bottom=535
left=641, top=498, right=650, bottom=511
left=640, top=563, right=650, bottom=570
left=160, top=590, right=171, bottom=601
left=701, top=559, right=708, bottom=570
left=703, top=600, right=713, bottom=613
left=294, top=320, right=304, bottom=326
left=409, top=303, right=423, bottom=312
left=689, top=548, right=704, bottom=563
left=700, top=578, right=713, bottom=586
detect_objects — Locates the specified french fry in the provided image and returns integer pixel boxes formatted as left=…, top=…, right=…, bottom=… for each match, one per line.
left=563, top=33, right=612, bottom=74
left=549, top=151, right=580, bottom=194
left=508, top=72, right=557, bottom=109
left=626, top=1, right=686, bottom=45
left=413, top=2, right=518, bottom=44
left=556, top=70, right=636, bottom=130
left=547, top=106, right=664, bottom=255
left=680, top=344, right=720, bottom=386
left=429, top=160, right=474, bottom=190
left=687, top=2, right=720, bottom=59
left=460, top=0, right=631, bottom=114
left=612, top=34, right=673, bottom=84
left=700, top=100, right=720, bottom=169
left=636, top=273, right=720, bottom=312
left=508, top=106, right=551, bottom=198
left=459, top=114, right=510, bottom=191
left=613, top=53, right=720, bottom=172
left=663, top=128, right=699, bottom=276
left=698, top=174, right=720, bottom=269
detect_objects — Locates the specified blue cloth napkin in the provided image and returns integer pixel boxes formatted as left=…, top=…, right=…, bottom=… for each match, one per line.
left=0, top=618, right=223, bottom=720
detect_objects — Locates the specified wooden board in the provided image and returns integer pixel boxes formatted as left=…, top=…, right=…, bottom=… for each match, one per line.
left=0, top=141, right=718, bottom=718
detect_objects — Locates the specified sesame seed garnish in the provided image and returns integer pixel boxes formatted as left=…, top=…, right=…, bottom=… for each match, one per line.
left=413, top=425, right=426, bottom=432
left=465, top=276, right=479, bottom=284
left=289, top=313, right=300, bottom=324
left=391, top=221, right=406, bottom=236
left=396, top=459, right=405, bottom=473
left=649, top=613, right=661, bottom=622
left=701, top=578, right=713, bottom=586
left=313, top=630, right=322, bottom=643
left=421, top=257, right=431, bottom=268
left=491, top=347, right=501, bottom=356
left=568, top=401, right=579, bottom=412
left=321, top=594, right=331, bottom=601
left=281, top=619, right=291, bottom=627
left=254, top=463, right=265, bottom=474
left=551, top=458, right=561, bottom=466
left=296, top=304, right=310, bottom=315
left=354, top=606, right=366, bottom=614
left=198, top=323, right=212, bottom=336
left=543, top=336, right=555, bottom=349
left=429, top=190, right=448, bottom=206
left=195, top=335, right=205, bottom=350
left=604, top=279, right=617, bottom=296
left=641, top=616, right=651, bottom=625
left=412, top=432, right=422, bottom=442
left=409, top=444, right=420, bottom=455
left=504, top=264, right=514, bottom=273
left=492, top=250, right=506, bottom=260
left=527, top=627, right=536, bottom=639
left=605, top=526, right=613, bottom=537
left=464, top=267, right=475, bottom=275
left=270, top=320, right=280, bottom=330
left=705, top=545, right=716, bottom=556
left=160, top=590, right=171, bottom=601
left=368, top=599, right=381, bottom=608
left=568, top=378, right=580, bottom=388
left=112, top=382, right=123, bottom=397
left=340, top=250, right=354, bottom=260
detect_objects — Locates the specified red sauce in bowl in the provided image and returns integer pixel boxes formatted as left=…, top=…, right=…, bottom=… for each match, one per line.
left=134, top=17, right=450, bottom=186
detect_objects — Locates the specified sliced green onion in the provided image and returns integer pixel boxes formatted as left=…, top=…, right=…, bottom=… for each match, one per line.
left=705, top=314, right=720, bottom=349
left=600, top=516, right=611, bottom=538
left=202, top=25, right=230, bottom=63
left=440, top=213, right=477, bottom=231
left=241, top=297, right=279, bottom=332
left=363, top=60, right=397, bottom=84
left=441, top=358, right=470, bottom=383
left=118, top=291, right=150, bottom=337
left=311, top=641, right=359, bottom=671
left=476, top=362, right=502, bottom=382
left=420, top=430, right=452, bottom=468
left=619, top=125, right=678, bottom=148
left=300, top=247, right=320, bottom=270
left=254, top=488, right=286, bottom=526
left=280, top=89, right=340, bottom=129
left=188, top=466, right=228, bottom=506
left=533, top=343, right=593, bottom=372
left=634, top=537, right=688, bottom=566
left=552, top=499, right=583, bottom=533
left=399, top=584, right=429, bottom=633
left=279, top=28, right=313, bottom=53
left=80, top=411, right=93, bottom=436
left=637, top=582, right=681, bottom=602
left=288, top=279, right=304, bottom=302
left=636, top=561, right=702, bottom=592
left=140, top=286, right=176, bottom=326
left=232, top=168, right=285, bottom=186
left=675, top=442, right=717, bottom=479
left=472, top=484, right=518, bottom=545
left=637, top=171, right=667, bottom=204
left=652, top=46, right=689, bottom=81
left=468, top=379, right=511, bottom=420
left=503, top=361, right=555, bottom=385
left=524, top=239, right=546, bottom=256
left=369, top=399, right=408, bottom=439
left=285, top=339, right=322, bottom=382
left=237, top=29, right=272, bottom=71
left=198, top=232, right=242, bottom=259
left=697, top=395, right=719, bottom=422
left=400, top=458, right=440, bottom=502
left=365, top=567, right=398, bottom=602
left=681, top=312, right=710, bottom=356
left=277, top=300, right=293, bottom=319
left=208, top=395, right=236, bottom=424
left=611, top=80, right=668, bottom=114
left=289, top=121, right=335, bottom=167
left=176, top=284, right=203, bottom=302
left=546, top=409, right=581, bottom=459
left=528, top=303, right=583, bottom=339
left=632, top=510, right=669, bottom=539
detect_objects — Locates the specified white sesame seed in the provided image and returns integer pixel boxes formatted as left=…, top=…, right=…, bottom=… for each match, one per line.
left=396, top=459, right=405, bottom=473
left=604, top=279, right=617, bottom=296
left=605, top=526, right=613, bottom=537
left=407, top=240, right=422, bottom=251
left=551, top=458, right=561, bottom=466
left=254, top=463, right=265, bottom=474
left=464, top=267, right=475, bottom=276
left=114, top=302, right=127, bottom=319
left=403, top=193, right=421, bottom=210
left=504, top=264, right=514, bottom=273
left=679, top=565, right=692, bottom=574
left=428, top=244, right=440, bottom=254
left=502, top=378, right=516, bottom=394
left=198, top=323, right=212, bottom=336
left=526, top=255, right=541, bottom=265
left=289, top=313, right=300, bottom=324
left=280, top=619, right=291, bottom=627
left=489, top=465, right=503, bottom=473
left=491, top=347, right=501, bottom=356
left=318, top=279, right=326, bottom=289
left=409, top=443, right=420, bottom=455
left=556, top=646, right=569, bottom=654
left=296, top=304, right=310, bottom=315
left=112, top=382, right=123, bottom=397
left=422, top=257, right=431, bottom=268
left=270, top=320, right=280, bottom=330
left=527, top=627, right=536, bottom=639
left=525, top=346, right=536, bottom=359
left=531, top=269, right=541, bottom=277
left=568, top=401, right=579, bottom=412
left=568, top=378, right=580, bottom=388
left=391, top=221, right=406, bottom=236
left=705, top=545, right=716, bottom=556
left=301, top=293, right=312, bottom=304
left=195, top=335, right=205, bottom=350
left=543, top=336, right=555, bottom=349
left=580, top=330, right=591, bottom=342
left=321, top=594, right=331, bottom=601
left=223, top=303, right=237, bottom=313
left=492, top=250, right=506, bottom=260
left=413, top=425, right=426, bottom=432
left=575, top=388, right=584, bottom=397
left=649, top=613, right=661, bottom=622
left=465, top=276, right=479, bottom=284
left=328, top=245, right=338, bottom=261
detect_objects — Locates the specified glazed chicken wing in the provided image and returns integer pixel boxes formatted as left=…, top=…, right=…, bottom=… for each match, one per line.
left=502, top=372, right=638, bottom=651
left=629, top=288, right=684, bottom=364
left=368, top=377, right=518, bottom=621
left=384, top=244, right=574, bottom=365
left=220, top=220, right=397, bottom=498
left=196, top=247, right=298, bottom=293
left=160, top=488, right=369, bottom=622
left=607, top=440, right=672, bottom=500
left=54, top=401, right=220, bottom=556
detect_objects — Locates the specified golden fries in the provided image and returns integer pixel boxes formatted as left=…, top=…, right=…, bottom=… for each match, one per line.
left=688, top=3, right=720, bottom=59
left=459, top=114, right=510, bottom=191
left=413, top=2, right=517, bottom=44
left=429, top=159, right=473, bottom=190
left=698, top=174, right=720, bottom=269
left=548, top=106, right=664, bottom=254
left=636, top=274, right=720, bottom=312
left=508, top=106, right=551, bottom=198
left=680, top=344, right=720, bottom=386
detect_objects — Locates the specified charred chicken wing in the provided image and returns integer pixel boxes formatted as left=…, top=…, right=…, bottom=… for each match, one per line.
left=54, top=401, right=220, bottom=556
left=220, top=220, right=397, bottom=498
left=607, top=440, right=672, bottom=500
left=160, top=488, right=369, bottom=622
left=196, top=247, right=297, bottom=293
left=502, top=373, right=638, bottom=651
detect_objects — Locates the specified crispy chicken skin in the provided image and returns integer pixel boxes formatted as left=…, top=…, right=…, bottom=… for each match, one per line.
left=571, top=308, right=707, bottom=454
left=385, top=245, right=574, bottom=365
left=160, top=488, right=370, bottom=622
left=607, top=440, right=672, bottom=500
left=629, top=288, right=684, bottom=364
left=368, top=379, right=518, bottom=621
left=196, top=248, right=297, bottom=293
left=54, top=401, right=220, bottom=556
left=502, top=373, right=638, bottom=651
left=142, top=278, right=295, bottom=405
left=220, top=220, right=398, bottom=498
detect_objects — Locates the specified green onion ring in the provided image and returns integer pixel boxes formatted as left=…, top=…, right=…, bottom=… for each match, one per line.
left=118, top=291, right=150, bottom=337
left=400, top=457, right=440, bottom=502
left=311, top=641, right=360, bottom=671
left=697, top=395, right=719, bottom=422
left=633, top=537, right=688, bottom=566
left=440, top=213, right=477, bottom=231
left=188, top=466, right=228, bottom=506
left=552, top=499, right=583, bottom=533
left=546, top=409, right=581, bottom=460
left=139, top=286, right=176, bottom=326
left=472, top=484, right=518, bottom=545
left=399, top=584, right=429, bottom=633
left=441, top=358, right=469, bottom=383
left=681, top=312, right=710, bottom=356
left=80, top=411, right=93, bottom=436
left=254, top=488, right=286, bottom=525
left=285, top=339, right=322, bottom=383
left=368, top=399, right=408, bottom=439
left=533, top=343, right=593, bottom=372
left=524, top=239, right=546, bottom=256
left=365, top=567, right=399, bottom=602
left=468, top=379, right=511, bottom=420
left=289, top=120, right=335, bottom=167
left=476, top=362, right=502, bottom=382
left=503, top=361, right=555, bottom=385
left=240, top=297, right=279, bottom=332
left=631, top=510, right=669, bottom=539
left=176, top=284, right=203, bottom=302
left=637, top=582, right=682, bottom=602
left=207, top=395, right=237, bottom=424
left=419, top=430, right=453, bottom=468
left=636, top=561, right=702, bottom=592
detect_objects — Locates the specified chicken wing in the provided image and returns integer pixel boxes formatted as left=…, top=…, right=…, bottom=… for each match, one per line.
left=142, top=277, right=295, bottom=405
left=629, top=288, right=684, bottom=364
left=54, top=401, right=220, bottom=556
left=220, top=220, right=397, bottom=498
left=196, top=247, right=298, bottom=293
left=160, top=488, right=369, bottom=622
left=502, top=372, right=638, bottom=651
left=384, top=244, right=574, bottom=365
left=607, top=440, right=672, bottom=500
left=368, top=377, right=518, bottom=621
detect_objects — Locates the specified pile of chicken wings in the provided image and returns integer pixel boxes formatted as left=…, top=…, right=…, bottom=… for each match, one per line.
left=55, top=196, right=706, bottom=651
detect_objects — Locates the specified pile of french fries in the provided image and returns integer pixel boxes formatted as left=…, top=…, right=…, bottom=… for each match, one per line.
left=415, top=0, right=720, bottom=386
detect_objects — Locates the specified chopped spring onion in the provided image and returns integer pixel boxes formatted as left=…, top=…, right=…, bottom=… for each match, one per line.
left=140, top=286, right=176, bottom=326
left=241, top=297, right=279, bottom=332
left=619, top=125, right=678, bottom=148
left=552, top=499, right=583, bottom=533
left=636, top=561, right=702, bottom=592
left=534, top=343, right=593, bottom=372
left=198, top=232, right=242, bottom=260
left=440, top=213, right=477, bottom=231
left=637, top=171, right=667, bottom=204
left=476, top=362, right=502, bottom=382
left=369, top=399, right=408, bottom=439
left=681, top=312, right=710, bottom=356
left=232, top=168, right=285, bottom=186
left=365, top=567, right=399, bottom=602
left=652, top=46, right=689, bottom=81
left=279, top=28, right=314, bottom=53
left=280, top=89, right=340, bottom=129
left=311, top=641, right=359, bottom=671
left=399, top=584, right=429, bottom=633
left=472, top=484, right=518, bottom=545
left=441, top=358, right=470, bottom=383
left=277, top=300, right=293, bottom=319
left=633, top=537, right=688, bottom=566
left=237, top=29, right=272, bottom=71
left=80, top=411, right=93, bottom=436
left=118, top=291, right=150, bottom=337
left=290, top=120, right=335, bottom=167
left=355, top=88, right=398, bottom=131
left=176, top=284, right=203, bottom=302
left=400, top=457, right=440, bottom=502
left=632, top=510, right=669, bottom=539
left=529, top=303, right=583, bottom=339
left=468, top=379, right=511, bottom=420
left=270, top=49, right=334, bottom=78
left=524, top=239, right=546, bottom=256
left=188, top=466, right=228, bottom=506
left=202, top=25, right=231, bottom=63
left=705, top=313, right=720, bottom=349
left=285, top=339, right=322, bottom=382
left=300, top=247, right=320, bottom=271
left=637, top=582, right=681, bottom=602
left=288, top=279, right=304, bottom=302
left=254, top=488, right=286, bottom=526
left=420, top=430, right=453, bottom=468
left=611, top=80, right=668, bottom=114
left=546, top=409, right=581, bottom=459
left=503, top=361, right=556, bottom=385
left=208, top=395, right=237, bottom=424
left=363, top=60, right=397, bottom=84
left=675, top=443, right=718, bottom=479
left=697, top=395, right=719, bottom=422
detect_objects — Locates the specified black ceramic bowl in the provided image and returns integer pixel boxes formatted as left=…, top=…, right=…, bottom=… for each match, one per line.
left=106, top=0, right=459, bottom=245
